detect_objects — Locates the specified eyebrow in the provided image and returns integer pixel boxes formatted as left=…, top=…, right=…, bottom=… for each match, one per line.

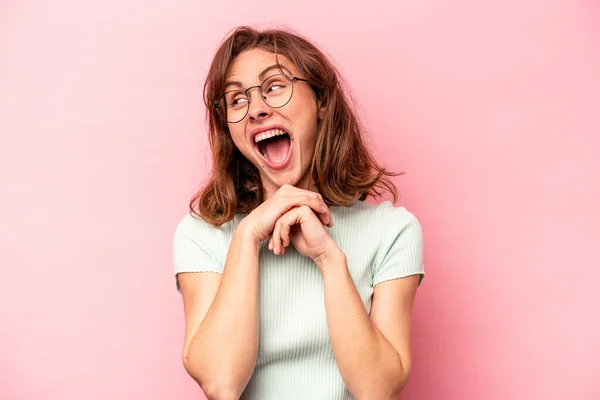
left=259, top=64, right=291, bottom=80
left=223, top=64, right=292, bottom=91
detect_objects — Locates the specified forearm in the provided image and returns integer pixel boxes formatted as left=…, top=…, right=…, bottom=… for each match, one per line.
left=319, top=253, right=408, bottom=400
left=185, top=225, right=260, bottom=398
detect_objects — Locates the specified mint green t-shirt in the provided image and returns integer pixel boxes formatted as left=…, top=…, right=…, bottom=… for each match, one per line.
left=173, top=200, right=425, bottom=399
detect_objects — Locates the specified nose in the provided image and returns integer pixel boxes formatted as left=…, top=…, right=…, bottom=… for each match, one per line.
left=246, top=86, right=272, bottom=121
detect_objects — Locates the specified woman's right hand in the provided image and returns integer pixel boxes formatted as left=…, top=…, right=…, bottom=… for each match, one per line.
left=237, top=184, right=333, bottom=245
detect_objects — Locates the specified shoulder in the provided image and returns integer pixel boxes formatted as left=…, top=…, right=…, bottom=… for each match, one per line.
left=374, top=201, right=423, bottom=243
left=174, top=213, right=211, bottom=242
left=377, top=201, right=421, bottom=227
left=331, top=200, right=423, bottom=252
left=335, top=200, right=420, bottom=228
left=173, top=212, right=239, bottom=247
left=172, top=213, right=236, bottom=290
left=368, top=201, right=425, bottom=286
left=172, top=212, right=241, bottom=281
left=349, top=200, right=424, bottom=257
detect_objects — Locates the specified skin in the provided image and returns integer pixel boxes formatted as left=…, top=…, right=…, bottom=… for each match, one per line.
left=225, top=48, right=322, bottom=199
left=179, top=48, right=420, bottom=400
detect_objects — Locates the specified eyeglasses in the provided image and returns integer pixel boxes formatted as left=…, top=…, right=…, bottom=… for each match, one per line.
left=214, top=74, right=309, bottom=124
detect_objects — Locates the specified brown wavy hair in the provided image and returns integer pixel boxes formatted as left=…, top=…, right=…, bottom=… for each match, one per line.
left=190, top=26, right=401, bottom=225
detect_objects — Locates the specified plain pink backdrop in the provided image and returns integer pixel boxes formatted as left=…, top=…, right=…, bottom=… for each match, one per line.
left=1, top=0, right=599, bottom=399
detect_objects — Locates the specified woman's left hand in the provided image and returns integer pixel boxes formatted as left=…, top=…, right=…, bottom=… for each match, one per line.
left=269, top=205, right=340, bottom=265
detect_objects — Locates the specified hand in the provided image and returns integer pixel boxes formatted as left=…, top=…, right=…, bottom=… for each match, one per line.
left=268, top=204, right=340, bottom=264
left=237, top=184, right=333, bottom=245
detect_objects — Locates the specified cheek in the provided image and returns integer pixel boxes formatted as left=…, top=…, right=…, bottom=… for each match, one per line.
left=228, top=127, right=248, bottom=150
left=288, top=98, right=319, bottom=133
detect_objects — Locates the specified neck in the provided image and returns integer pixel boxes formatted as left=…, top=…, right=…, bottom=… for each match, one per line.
left=262, top=174, right=318, bottom=201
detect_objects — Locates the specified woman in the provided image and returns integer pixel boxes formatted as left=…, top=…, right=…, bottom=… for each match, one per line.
left=173, top=26, right=425, bottom=400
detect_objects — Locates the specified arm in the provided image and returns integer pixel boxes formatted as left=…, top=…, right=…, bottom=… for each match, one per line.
left=268, top=204, right=423, bottom=399
left=319, top=252, right=420, bottom=400
left=179, top=223, right=260, bottom=400
left=177, top=186, right=332, bottom=400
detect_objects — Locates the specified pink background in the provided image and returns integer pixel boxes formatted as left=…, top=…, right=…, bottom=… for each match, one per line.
left=1, top=1, right=599, bottom=399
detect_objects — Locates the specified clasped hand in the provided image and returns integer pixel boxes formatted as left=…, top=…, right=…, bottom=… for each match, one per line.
left=238, top=184, right=340, bottom=265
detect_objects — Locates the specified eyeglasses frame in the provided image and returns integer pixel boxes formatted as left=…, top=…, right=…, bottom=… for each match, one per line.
left=214, top=74, right=309, bottom=124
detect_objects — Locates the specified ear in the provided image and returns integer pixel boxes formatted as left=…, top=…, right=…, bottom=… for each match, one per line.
left=316, top=91, right=327, bottom=120
left=318, top=104, right=326, bottom=120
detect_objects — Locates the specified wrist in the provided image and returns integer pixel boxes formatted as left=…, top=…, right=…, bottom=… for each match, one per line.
left=235, top=220, right=262, bottom=248
left=313, top=246, right=346, bottom=273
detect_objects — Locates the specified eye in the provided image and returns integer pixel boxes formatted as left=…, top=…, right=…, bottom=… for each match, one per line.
left=231, top=97, right=248, bottom=106
left=226, top=92, right=248, bottom=109
left=267, top=81, right=284, bottom=92
left=263, top=77, right=288, bottom=94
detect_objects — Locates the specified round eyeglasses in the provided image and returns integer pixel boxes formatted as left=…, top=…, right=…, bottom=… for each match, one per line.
left=214, top=74, right=309, bottom=124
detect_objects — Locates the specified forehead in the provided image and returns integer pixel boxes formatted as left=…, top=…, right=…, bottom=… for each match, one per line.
left=227, top=48, right=297, bottom=81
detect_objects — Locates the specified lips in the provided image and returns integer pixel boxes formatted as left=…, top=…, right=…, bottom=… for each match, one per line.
left=249, top=125, right=294, bottom=170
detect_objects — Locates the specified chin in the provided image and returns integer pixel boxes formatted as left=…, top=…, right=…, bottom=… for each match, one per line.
left=268, top=170, right=303, bottom=188
left=259, top=164, right=313, bottom=193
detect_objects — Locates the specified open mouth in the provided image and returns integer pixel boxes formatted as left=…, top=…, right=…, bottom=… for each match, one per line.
left=253, top=128, right=292, bottom=168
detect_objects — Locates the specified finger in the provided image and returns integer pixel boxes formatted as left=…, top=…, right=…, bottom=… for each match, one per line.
left=289, top=192, right=332, bottom=227
left=272, top=217, right=283, bottom=255
left=279, top=215, right=292, bottom=249
left=316, top=205, right=333, bottom=228
left=301, top=194, right=332, bottom=228
left=268, top=235, right=273, bottom=251
left=312, top=193, right=333, bottom=227
left=275, top=187, right=332, bottom=227
left=277, top=208, right=303, bottom=254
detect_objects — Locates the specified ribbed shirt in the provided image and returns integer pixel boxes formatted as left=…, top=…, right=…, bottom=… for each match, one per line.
left=173, top=200, right=425, bottom=399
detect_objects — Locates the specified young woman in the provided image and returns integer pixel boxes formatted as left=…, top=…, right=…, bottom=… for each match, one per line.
left=173, top=26, right=425, bottom=400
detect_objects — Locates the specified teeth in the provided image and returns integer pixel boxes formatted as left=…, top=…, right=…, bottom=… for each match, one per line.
left=254, top=129, right=287, bottom=143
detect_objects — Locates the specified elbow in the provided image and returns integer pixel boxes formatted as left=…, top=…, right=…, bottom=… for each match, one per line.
left=182, top=355, right=243, bottom=400
left=354, top=366, right=412, bottom=400
left=387, top=362, right=411, bottom=397
left=201, top=385, right=241, bottom=400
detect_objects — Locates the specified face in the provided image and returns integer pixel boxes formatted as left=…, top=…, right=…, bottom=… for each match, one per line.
left=223, top=48, right=320, bottom=199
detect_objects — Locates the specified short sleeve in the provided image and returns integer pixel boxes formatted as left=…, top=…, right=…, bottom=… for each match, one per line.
left=173, top=213, right=225, bottom=292
left=372, top=203, right=425, bottom=287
